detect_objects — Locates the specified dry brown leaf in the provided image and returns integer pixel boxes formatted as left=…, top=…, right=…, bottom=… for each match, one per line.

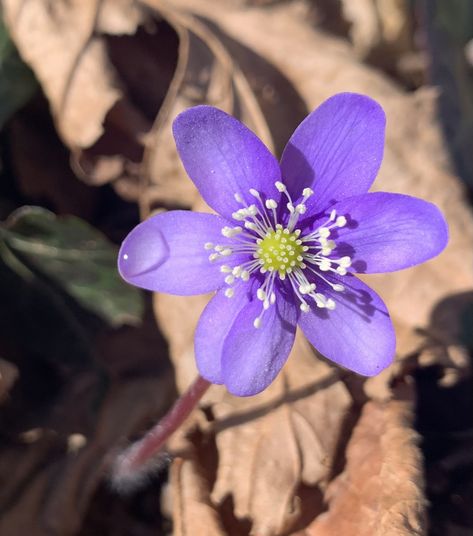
left=145, top=1, right=473, bottom=533
left=2, top=0, right=149, bottom=148
left=139, top=0, right=275, bottom=217
left=1, top=0, right=173, bottom=194
left=0, top=357, right=18, bottom=404
left=171, top=456, right=227, bottom=536
left=296, top=383, right=426, bottom=536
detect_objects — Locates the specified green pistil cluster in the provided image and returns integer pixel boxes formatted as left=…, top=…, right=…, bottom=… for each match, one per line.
left=256, top=225, right=305, bottom=277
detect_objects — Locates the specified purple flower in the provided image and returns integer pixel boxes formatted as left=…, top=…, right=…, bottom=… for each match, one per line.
left=118, top=93, right=448, bottom=396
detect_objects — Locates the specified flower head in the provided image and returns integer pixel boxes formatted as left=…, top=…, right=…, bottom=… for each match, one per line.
left=119, top=93, right=448, bottom=396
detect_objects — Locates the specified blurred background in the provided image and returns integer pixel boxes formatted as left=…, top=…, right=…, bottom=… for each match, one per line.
left=0, top=1, right=472, bottom=535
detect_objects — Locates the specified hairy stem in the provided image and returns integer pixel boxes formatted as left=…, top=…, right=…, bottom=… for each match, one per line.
left=112, top=375, right=211, bottom=485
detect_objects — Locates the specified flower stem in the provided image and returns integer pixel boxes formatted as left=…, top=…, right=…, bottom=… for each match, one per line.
left=112, top=375, right=211, bottom=485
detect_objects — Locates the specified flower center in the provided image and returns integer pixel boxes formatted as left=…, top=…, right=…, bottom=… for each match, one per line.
left=204, top=182, right=353, bottom=327
left=256, top=226, right=304, bottom=277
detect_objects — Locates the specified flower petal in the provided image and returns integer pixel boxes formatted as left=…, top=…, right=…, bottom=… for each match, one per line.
left=298, top=274, right=395, bottom=376
left=221, top=290, right=298, bottom=396
left=194, top=284, right=253, bottom=384
left=280, top=93, right=385, bottom=209
left=118, top=211, right=238, bottom=295
left=327, top=192, right=449, bottom=273
left=173, top=106, right=281, bottom=220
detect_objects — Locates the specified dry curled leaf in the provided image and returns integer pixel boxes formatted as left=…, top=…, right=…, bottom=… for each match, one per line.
left=297, top=383, right=426, bottom=536
left=146, top=0, right=473, bottom=533
left=1, top=0, right=175, bottom=193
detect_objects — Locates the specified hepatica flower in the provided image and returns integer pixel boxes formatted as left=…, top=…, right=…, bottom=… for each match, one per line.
left=119, top=93, right=448, bottom=396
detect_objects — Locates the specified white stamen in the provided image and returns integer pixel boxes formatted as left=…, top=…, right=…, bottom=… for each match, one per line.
left=275, top=181, right=286, bottom=192
left=221, top=226, right=242, bottom=238
left=302, top=188, right=314, bottom=198
left=206, top=187, right=352, bottom=325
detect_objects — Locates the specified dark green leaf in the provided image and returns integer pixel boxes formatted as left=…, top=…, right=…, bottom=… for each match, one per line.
left=2, top=206, right=144, bottom=327
left=0, top=18, right=37, bottom=128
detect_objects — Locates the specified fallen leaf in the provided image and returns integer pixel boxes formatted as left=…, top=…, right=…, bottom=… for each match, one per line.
left=1, top=0, right=175, bottom=193
left=0, top=357, right=18, bottom=404
left=146, top=0, right=473, bottom=533
left=0, top=17, right=37, bottom=128
left=296, top=383, right=426, bottom=536
left=171, top=456, right=227, bottom=536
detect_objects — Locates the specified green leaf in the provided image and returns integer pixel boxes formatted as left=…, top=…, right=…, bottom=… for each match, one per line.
left=2, top=206, right=144, bottom=327
left=0, top=18, right=37, bottom=128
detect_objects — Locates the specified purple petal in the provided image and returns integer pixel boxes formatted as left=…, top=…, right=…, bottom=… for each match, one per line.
left=118, top=211, right=238, bottom=295
left=327, top=192, right=449, bottom=273
left=281, top=93, right=385, bottom=209
left=298, top=274, right=395, bottom=376
left=194, top=284, right=253, bottom=384
left=173, top=106, right=281, bottom=220
left=221, top=290, right=298, bottom=396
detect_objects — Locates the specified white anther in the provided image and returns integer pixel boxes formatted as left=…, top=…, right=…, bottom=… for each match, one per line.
left=339, top=256, right=352, bottom=267
left=257, top=288, right=266, bottom=301
left=265, top=199, right=278, bottom=209
left=336, top=267, right=347, bottom=275
left=248, top=205, right=258, bottom=216
left=244, top=221, right=258, bottom=231
left=221, top=226, right=242, bottom=237
left=295, top=203, right=307, bottom=214
left=253, top=318, right=262, bottom=328
left=326, top=299, right=336, bottom=310
left=263, top=300, right=270, bottom=310
left=302, top=188, right=314, bottom=198
left=234, top=193, right=244, bottom=203
left=287, top=202, right=295, bottom=213
left=204, top=242, right=214, bottom=250
left=220, top=265, right=232, bottom=273
left=225, top=288, right=234, bottom=298
left=319, top=259, right=331, bottom=271
left=322, top=240, right=336, bottom=256
left=318, top=228, right=331, bottom=238
left=270, top=292, right=276, bottom=304
left=220, top=248, right=233, bottom=256
left=241, top=271, right=250, bottom=281
left=329, top=209, right=337, bottom=221
left=232, top=266, right=242, bottom=277
left=209, top=253, right=219, bottom=262
left=249, top=188, right=260, bottom=197
left=336, top=216, right=347, bottom=227
left=332, top=284, right=345, bottom=292
left=275, top=181, right=286, bottom=192
left=225, top=275, right=235, bottom=285
left=300, top=303, right=310, bottom=313
left=232, top=211, right=244, bottom=221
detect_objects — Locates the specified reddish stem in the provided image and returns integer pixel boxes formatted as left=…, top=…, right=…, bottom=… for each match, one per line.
left=112, top=375, right=211, bottom=484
